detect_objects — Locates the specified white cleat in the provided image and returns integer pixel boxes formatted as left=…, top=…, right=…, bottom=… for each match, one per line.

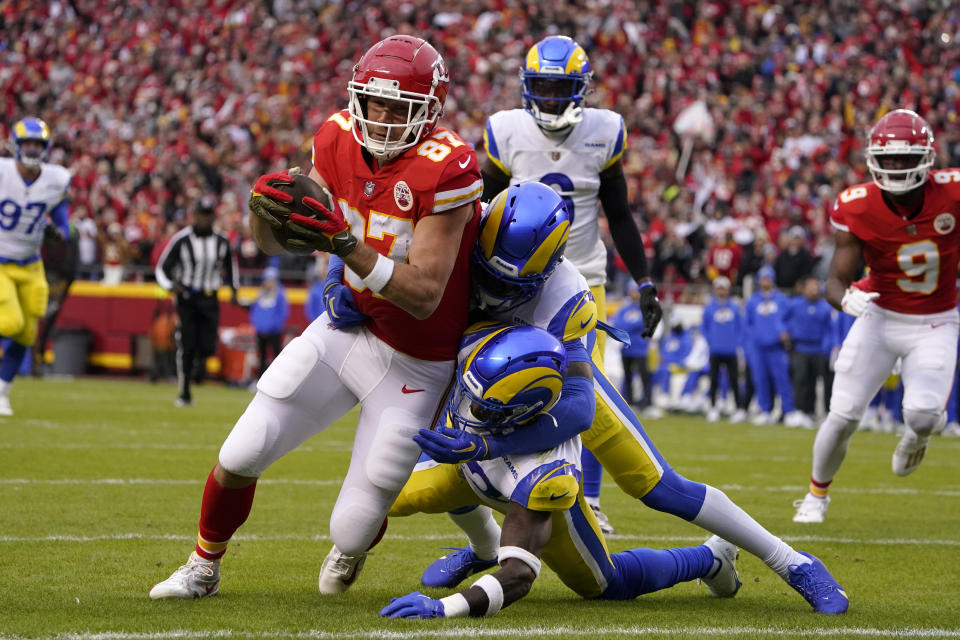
left=589, top=503, right=615, bottom=535
left=700, top=536, right=741, bottom=597
left=149, top=552, right=220, bottom=600
left=318, top=545, right=366, bottom=594
left=729, top=409, right=747, bottom=424
left=941, top=421, right=960, bottom=438
left=752, top=412, right=773, bottom=426
left=792, top=493, right=829, bottom=523
left=706, top=408, right=720, bottom=423
left=892, top=429, right=930, bottom=476
left=0, top=393, right=12, bottom=417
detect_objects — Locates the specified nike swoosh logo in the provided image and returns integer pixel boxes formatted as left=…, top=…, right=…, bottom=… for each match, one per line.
left=580, top=314, right=594, bottom=328
left=401, top=385, right=425, bottom=394
left=458, top=157, right=471, bottom=169
left=454, top=443, right=476, bottom=453
left=548, top=491, right=569, bottom=500
left=931, top=323, right=947, bottom=329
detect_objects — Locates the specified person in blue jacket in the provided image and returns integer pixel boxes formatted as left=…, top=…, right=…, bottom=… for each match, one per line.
left=611, top=282, right=651, bottom=409
left=249, top=266, right=289, bottom=379
left=652, top=320, right=693, bottom=409
left=744, top=265, right=794, bottom=425
left=785, top=276, right=834, bottom=428
left=701, top=276, right=746, bottom=423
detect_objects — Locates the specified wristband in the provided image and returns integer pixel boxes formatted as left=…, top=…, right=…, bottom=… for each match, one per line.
left=362, top=253, right=395, bottom=294
left=637, top=281, right=654, bottom=290
left=471, top=574, right=504, bottom=617
left=498, top=545, right=542, bottom=578
left=439, top=592, right=470, bottom=618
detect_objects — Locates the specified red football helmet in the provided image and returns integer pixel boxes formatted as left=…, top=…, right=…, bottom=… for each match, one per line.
left=865, top=109, right=936, bottom=194
left=348, top=35, right=450, bottom=160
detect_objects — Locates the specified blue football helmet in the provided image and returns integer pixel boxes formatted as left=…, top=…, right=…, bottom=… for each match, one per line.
left=473, top=182, right=572, bottom=313
left=521, top=36, right=593, bottom=131
left=448, top=324, right=567, bottom=435
left=10, top=117, right=51, bottom=169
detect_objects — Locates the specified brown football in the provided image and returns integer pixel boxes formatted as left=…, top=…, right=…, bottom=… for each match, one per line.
left=270, top=174, right=336, bottom=255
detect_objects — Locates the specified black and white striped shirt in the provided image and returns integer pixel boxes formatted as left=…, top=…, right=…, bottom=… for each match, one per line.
left=155, top=226, right=238, bottom=295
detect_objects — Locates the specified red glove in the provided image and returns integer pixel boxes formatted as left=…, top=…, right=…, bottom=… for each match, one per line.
left=287, top=198, right=358, bottom=257
left=249, top=168, right=300, bottom=230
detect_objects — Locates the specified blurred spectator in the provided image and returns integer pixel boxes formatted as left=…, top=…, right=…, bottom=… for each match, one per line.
left=785, top=276, right=833, bottom=428
left=99, top=222, right=131, bottom=285
left=774, top=226, right=817, bottom=291
left=73, top=205, right=99, bottom=280
left=610, top=282, right=652, bottom=409
left=148, top=301, right=177, bottom=382
left=744, top=265, right=795, bottom=426
left=701, top=276, right=746, bottom=423
left=249, top=266, right=289, bottom=380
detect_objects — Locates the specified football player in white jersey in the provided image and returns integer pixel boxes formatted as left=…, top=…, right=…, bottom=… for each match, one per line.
left=381, top=323, right=741, bottom=619
left=482, top=36, right=662, bottom=530
left=0, top=117, right=71, bottom=416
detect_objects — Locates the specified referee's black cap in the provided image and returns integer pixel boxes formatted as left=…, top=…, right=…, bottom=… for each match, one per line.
left=196, top=196, right=217, bottom=214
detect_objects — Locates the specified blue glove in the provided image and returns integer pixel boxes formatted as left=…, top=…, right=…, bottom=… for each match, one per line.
left=323, top=255, right=368, bottom=329
left=380, top=591, right=446, bottom=619
left=414, top=426, right=489, bottom=464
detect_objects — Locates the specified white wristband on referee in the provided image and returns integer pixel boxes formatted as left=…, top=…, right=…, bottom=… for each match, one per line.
left=362, top=253, right=394, bottom=294
left=498, top=545, right=542, bottom=578
left=439, top=592, right=470, bottom=618
left=471, top=574, right=504, bottom=617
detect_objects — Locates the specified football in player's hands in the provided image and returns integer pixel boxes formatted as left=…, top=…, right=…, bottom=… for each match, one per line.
left=250, top=170, right=336, bottom=255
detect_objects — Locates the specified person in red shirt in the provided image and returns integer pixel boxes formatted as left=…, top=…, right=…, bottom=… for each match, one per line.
left=794, top=109, right=960, bottom=524
left=150, top=35, right=481, bottom=600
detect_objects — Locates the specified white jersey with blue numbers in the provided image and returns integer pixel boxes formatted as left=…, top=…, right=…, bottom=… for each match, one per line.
left=482, top=258, right=598, bottom=344
left=0, top=158, right=71, bottom=260
left=484, top=108, right=626, bottom=287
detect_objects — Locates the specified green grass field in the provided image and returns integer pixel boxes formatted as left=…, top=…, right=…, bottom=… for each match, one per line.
left=2, top=377, right=958, bottom=639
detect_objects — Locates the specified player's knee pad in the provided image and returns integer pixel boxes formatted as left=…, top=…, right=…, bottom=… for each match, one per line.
left=902, top=407, right=943, bottom=437
left=365, top=408, right=422, bottom=492
left=822, top=411, right=859, bottom=438
left=24, top=277, right=48, bottom=318
left=218, top=402, right=275, bottom=477
left=639, top=468, right=706, bottom=521
left=256, top=336, right=318, bottom=400
left=331, top=487, right=390, bottom=555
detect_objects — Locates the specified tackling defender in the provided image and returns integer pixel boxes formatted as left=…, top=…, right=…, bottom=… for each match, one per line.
left=381, top=322, right=741, bottom=619
left=328, top=182, right=848, bottom=613
left=0, top=117, right=71, bottom=416
left=481, top=36, right=663, bottom=530
left=793, top=109, right=960, bottom=523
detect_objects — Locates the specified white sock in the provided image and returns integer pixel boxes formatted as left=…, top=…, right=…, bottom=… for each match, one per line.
left=693, top=485, right=806, bottom=578
left=585, top=495, right=601, bottom=510
left=0, top=380, right=10, bottom=395
left=763, top=541, right=812, bottom=579
left=449, top=507, right=500, bottom=561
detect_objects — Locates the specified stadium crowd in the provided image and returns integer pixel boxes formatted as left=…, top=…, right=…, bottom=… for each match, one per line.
left=3, top=0, right=960, bottom=293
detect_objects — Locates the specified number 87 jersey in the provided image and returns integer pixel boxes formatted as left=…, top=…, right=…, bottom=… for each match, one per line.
left=831, top=169, right=960, bottom=315
left=0, top=157, right=71, bottom=261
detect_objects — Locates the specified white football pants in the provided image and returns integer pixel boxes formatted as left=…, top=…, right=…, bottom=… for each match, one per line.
left=218, top=315, right=454, bottom=555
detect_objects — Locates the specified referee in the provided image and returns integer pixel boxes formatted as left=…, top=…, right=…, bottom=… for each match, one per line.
left=156, top=197, right=238, bottom=406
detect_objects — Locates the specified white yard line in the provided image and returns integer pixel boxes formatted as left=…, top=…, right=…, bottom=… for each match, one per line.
left=0, top=532, right=957, bottom=547
left=2, top=477, right=958, bottom=497
left=2, top=625, right=958, bottom=640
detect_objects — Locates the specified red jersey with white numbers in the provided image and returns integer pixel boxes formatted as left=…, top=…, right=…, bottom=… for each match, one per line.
left=312, top=110, right=482, bottom=360
left=830, top=169, right=960, bottom=314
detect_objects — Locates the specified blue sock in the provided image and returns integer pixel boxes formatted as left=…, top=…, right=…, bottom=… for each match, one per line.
left=601, top=545, right=714, bottom=600
left=0, top=341, right=27, bottom=383
left=581, top=446, right=602, bottom=500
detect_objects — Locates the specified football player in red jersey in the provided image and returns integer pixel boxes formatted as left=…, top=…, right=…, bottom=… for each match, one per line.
left=149, top=35, right=482, bottom=600
left=794, top=109, right=960, bottom=524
